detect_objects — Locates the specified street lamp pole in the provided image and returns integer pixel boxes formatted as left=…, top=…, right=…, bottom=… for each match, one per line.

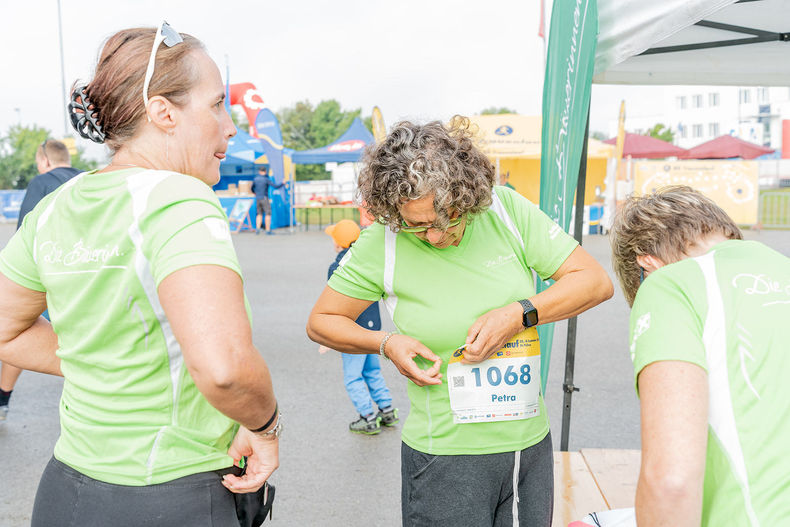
left=57, top=0, right=69, bottom=137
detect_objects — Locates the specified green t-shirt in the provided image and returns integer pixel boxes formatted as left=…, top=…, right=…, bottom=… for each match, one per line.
left=0, top=168, right=245, bottom=485
left=328, top=186, right=578, bottom=455
left=630, top=240, right=790, bottom=525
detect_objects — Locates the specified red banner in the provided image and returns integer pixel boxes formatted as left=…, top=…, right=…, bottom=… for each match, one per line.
left=229, top=83, right=267, bottom=136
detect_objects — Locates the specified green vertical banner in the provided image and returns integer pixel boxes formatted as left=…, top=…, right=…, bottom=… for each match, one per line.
left=537, top=0, right=598, bottom=392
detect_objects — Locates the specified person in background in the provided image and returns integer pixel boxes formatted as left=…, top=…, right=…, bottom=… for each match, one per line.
left=499, top=170, right=515, bottom=190
left=252, top=165, right=284, bottom=235
left=0, top=23, right=280, bottom=526
left=307, top=118, right=613, bottom=526
left=0, top=139, right=81, bottom=422
left=319, top=219, right=398, bottom=435
left=610, top=186, right=790, bottom=526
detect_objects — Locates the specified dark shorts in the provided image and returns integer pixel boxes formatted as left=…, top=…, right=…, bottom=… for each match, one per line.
left=31, top=457, right=240, bottom=527
left=257, top=198, right=271, bottom=216
left=401, top=432, right=553, bottom=527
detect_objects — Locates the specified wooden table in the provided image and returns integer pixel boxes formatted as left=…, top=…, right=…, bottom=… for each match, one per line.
left=552, top=449, right=641, bottom=526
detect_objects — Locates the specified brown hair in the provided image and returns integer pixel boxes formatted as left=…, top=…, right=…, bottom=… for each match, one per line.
left=38, top=139, right=71, bottom=166
left=80, top=27, right=204, bottom=153
left=358, top=116, right=496, bottom=231
left=610, top=185, right=742, bottom=306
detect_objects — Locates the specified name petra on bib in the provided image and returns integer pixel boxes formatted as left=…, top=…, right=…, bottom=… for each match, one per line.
left=492, top=394, right=518, bottom=402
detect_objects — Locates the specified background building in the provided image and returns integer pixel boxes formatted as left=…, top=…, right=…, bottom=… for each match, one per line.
left=600, top=86, right=790, bottom=152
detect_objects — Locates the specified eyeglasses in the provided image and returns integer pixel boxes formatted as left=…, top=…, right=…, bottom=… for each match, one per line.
left=142, top=21, right=184, bottom=112
left=400, top=216, right=463, bottom=234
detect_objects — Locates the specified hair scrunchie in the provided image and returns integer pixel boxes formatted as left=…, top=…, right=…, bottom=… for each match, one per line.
left=68, top=85, right=105, bottom=144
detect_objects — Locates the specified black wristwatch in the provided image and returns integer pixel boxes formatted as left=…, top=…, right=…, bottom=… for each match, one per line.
left=518, top=299, right=539, bottom=328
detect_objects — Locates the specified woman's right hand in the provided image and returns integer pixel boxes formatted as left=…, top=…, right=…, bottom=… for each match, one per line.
left=385, top=334, right=443, bottom=386
left=222, top=427, right=279, bottom=493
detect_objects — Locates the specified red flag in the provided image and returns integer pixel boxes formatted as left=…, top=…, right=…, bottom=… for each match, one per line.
left=538, top=0, right=545, bottom=39
left=229, top=83, right=266, bottom=137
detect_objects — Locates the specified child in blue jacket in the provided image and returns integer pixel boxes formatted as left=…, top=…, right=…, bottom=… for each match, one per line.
left=321, top=220, right=398, bottom=434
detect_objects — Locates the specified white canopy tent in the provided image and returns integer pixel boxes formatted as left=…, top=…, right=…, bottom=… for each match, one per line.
left=592, top=0, right=789, bottom=227
left=595, top=0, right=790, bottom=86
left=551, top=0, right=788, bottom=450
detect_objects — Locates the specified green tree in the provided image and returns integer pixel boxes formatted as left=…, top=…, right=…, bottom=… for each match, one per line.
left=279, top=100, right=318, bottom=150
left=645, top=123, right=675, bottom=144
left=591, top=131, right=608, bottom=141
left=278, top=100, right=325, bottom=181
left=230, top=106, right=250, bottom=133
left=480, top=106, right=518, bottom=115
left=70, top=145, right=99, bottom=173
left=0, top=125, right=97, bottom=189
left=0, top=124, right=48, bottom=189
left=276, top=99, right=369, bottom=181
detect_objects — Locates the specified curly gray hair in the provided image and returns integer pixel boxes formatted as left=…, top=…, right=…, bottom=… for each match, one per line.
left=357, top=116, right=496, bottom=231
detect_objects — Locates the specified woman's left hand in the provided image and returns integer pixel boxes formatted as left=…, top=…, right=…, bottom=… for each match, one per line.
left=222, top=427, right=279, bottom=493
left=462, top=302, right=523, bottom=363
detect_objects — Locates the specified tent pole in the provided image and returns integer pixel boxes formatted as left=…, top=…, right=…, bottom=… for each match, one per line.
left=560, top=108, right=590, bottom=451
left=289, top=177, right=295, bottom=234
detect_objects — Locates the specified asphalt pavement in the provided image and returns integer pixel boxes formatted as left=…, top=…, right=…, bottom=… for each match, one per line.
left=0, top=221, right=787, bottom=526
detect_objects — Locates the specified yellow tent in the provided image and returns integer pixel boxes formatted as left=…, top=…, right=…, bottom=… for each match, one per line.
left=470, top=114, right=613, bottom=205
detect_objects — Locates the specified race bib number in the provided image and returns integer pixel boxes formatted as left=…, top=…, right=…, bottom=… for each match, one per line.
left=447, top=328, right=541, bottom=424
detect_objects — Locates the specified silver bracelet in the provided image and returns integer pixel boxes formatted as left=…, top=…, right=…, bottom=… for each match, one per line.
left=259, top=412, right=283, bottom=439
left=379, top=331, right=397, bottom=360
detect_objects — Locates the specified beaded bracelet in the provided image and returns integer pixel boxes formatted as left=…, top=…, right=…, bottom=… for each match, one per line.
left=379, top=331, right=397, bottom=360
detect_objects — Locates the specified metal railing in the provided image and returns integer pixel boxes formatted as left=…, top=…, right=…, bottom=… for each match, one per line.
left=759, top=190, right=790, bottom=228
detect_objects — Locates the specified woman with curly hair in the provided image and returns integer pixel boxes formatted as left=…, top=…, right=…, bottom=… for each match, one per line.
left=307, top=117, right=613, bottom=526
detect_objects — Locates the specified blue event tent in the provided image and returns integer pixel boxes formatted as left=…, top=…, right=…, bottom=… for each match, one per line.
left=225, top=128, right=265, bottom=162
left=218, top=126, right=296, bottom=230
left=218, top=128, right=264, bottom=185
left=291, top=117, right=374, bottom=164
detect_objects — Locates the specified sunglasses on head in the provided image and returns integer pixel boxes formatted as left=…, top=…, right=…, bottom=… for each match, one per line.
left=142, top=21, right=184, bottom=113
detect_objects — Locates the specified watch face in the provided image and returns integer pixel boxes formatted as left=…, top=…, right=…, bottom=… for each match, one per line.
left=525, top=310, right=539, bottom=328
left=520, top=299, right=538, bottom=328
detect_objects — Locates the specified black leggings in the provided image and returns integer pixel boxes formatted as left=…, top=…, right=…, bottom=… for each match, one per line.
left=31, top=457, right=240, bottom=527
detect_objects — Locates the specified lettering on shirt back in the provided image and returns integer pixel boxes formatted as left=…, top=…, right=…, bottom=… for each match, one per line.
left=39, top=239, right=122, bottom=267
left=732, top=273, right=790, bottom=306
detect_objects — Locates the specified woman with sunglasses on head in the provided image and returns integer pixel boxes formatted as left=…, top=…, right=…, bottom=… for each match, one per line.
left=307, top=117, right=613, bottom=526
left=0, top=23, right=279, bottom=526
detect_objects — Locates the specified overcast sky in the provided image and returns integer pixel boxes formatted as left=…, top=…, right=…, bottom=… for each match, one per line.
left=1, top=0, right=657, bottom=160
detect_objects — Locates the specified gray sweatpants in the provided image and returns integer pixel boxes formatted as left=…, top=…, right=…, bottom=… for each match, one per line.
left=401, top=432, right=553, bottom=527
left=31, top=457, right=241, bottom=527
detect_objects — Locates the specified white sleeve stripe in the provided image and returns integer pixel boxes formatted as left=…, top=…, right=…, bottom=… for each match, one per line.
left=696, top=251, right=759, bottom=526
left=489, top=192, right=525, bottom=250
left=382, top=228, right=398, bottom=319
left=126, top=172, right=184, bottom=431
